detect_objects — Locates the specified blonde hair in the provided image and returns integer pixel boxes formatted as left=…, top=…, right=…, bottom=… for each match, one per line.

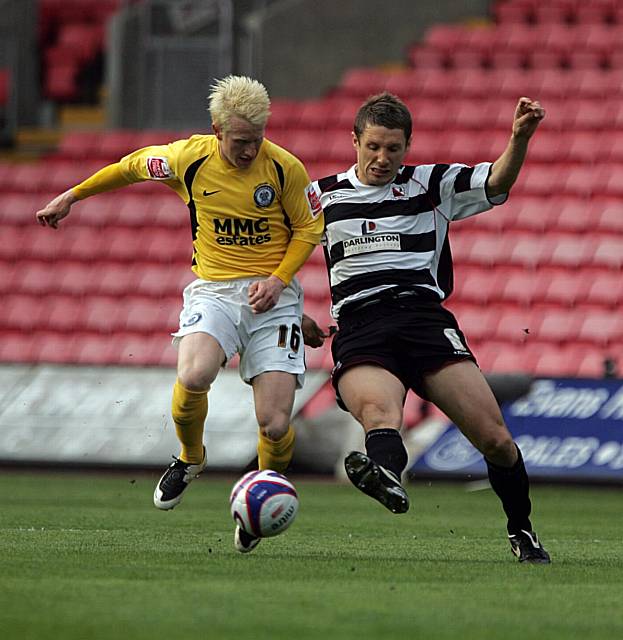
left=208, top=75, right=271, bottom=130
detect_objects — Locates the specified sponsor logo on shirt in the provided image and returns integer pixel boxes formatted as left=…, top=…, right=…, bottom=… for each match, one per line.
left=146, top=156, right=172, bottom=179
left=342, top=233, right=401, bottom=256
left=213, top=216, right=271, bottom=246
left=182, top=312, right=202, bottom=327
left=306, top=184, right=322, bottom=218
left=254, top=183, right=276, bottom=208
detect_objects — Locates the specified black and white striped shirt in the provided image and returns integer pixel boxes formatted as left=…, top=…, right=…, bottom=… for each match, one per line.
left=312, top=162, right=505, bottom=319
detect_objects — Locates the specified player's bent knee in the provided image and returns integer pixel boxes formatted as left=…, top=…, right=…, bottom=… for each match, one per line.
left=259, top=424, right=290, bottom=441
left=177, top=368, right=216, bottom=392
left=257, top=413, right=290, bottom=440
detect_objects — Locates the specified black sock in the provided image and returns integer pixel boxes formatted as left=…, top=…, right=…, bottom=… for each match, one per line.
left=486, top=444, right=533, bottom=535
left=365, top=428, right=408, bottom=480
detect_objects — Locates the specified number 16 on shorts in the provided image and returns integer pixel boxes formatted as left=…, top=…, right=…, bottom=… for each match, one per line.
left=278, top=323, right=301, bottom=358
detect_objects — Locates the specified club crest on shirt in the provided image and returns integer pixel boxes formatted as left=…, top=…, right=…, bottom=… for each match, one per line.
left=253, top=183, right=276, bottom=208
left=392, top=185, right=407, bottom=199
left=146, top=156, right=172, bottom=180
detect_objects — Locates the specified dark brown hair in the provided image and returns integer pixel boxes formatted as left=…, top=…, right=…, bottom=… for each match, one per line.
left=353, top=92, right=412, bottom=142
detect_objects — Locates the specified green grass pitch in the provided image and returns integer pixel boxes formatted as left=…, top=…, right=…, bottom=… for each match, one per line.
left=1, top=471, right=621, bottom=640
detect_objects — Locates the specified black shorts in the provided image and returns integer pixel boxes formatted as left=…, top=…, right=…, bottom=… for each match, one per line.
left=331, top=291, right=476, bottom=408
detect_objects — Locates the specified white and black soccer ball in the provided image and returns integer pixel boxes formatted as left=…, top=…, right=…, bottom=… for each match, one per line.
left=229, top=470, right=299, bottom=538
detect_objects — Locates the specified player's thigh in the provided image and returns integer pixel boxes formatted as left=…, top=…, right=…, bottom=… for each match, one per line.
left=252, top=370, right=297, bottom=432
left=337, top=365, right=405, bottom=431
left=422, top=359, right=512, bottom=452
left=177, top=332, right=227, bottom=390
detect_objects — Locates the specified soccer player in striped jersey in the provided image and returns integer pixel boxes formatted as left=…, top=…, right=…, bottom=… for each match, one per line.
left=36, top=75, right=325, bottom=554
left=311, top=93, right=550, bottom=563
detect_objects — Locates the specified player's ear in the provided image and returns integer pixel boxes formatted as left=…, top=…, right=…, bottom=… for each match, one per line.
left=212, top=123, right=222, bottom=140
left=351, top=131, right=359, bottom=149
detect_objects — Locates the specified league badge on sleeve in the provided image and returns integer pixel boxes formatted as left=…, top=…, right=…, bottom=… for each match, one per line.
left=306, top=184, right=322, bottom=218
left=146, top=156, right=172, bottom=180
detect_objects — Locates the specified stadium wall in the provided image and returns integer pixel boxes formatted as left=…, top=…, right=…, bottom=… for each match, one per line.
left=0, top=364, right=351, bottom=471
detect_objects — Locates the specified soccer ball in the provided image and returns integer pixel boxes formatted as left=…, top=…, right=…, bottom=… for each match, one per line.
left=229, top=470, right=299, bottom=538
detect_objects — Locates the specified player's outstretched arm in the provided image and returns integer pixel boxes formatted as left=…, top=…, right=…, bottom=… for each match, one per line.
left=35, top=162, right=135, bottom=229
left=487, top=97, right=545, bottom=198
left=36, top=189, right=78, bottom=229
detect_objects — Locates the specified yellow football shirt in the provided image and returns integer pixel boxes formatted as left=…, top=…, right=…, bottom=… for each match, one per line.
left=117, top=135, right=323, bottom=281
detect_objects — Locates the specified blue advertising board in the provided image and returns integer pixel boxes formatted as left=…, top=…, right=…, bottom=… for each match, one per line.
left=409, top=378, right=623, bottom=481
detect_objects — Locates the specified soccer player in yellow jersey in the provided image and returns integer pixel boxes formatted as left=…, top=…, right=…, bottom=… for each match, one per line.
left=36, top=75, right=326, bottom=553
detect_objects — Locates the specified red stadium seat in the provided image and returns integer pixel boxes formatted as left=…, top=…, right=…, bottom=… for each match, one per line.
left=0, top=332, right=38, bottom=363
left=0, top=193, right=42, bottom=225
left=81, top=296, right=125, bottom=333
left=532, top=4, right=571, bottom=25
left=97, top=263, right=140, bottom=296
left=338, top=68, right=388, bottom=98
left=123, top=298, right=175, bottom=334
left=423, top=24, right=467, bottom=53
left=46, top=295, right=84, bottom=332
left=494, top=3, right=532, bottom=25
left=507, top=234, right=553, bottom=269
left=72, top=333, right=121, bottom=365
left=534, top=307, right=583, bottom=344
left=266, top=100, right=303, bottom=130
left=407, top=45, right=449, bottom=70
left=57, top=261, right=96, bottom=296
left=111, top=333, right=176, bottom=366
left=35, top=332, right=78, bottom=364
left=576, top=348, right=612, bottom=378
left=497, top=268, right=545, bottom=306
left=492, top=304, right=541, bottom=344
left=14, top=261, right=58, bottom=295
left=548, top=234, right=598, bottom=268
left=134, top=264, right=189, bottom=297
left=592, top=237, right=623, bottom=269
left=408, top=98, right=452, bottom=131
left=460, top=232, right=502, bottom=267
left=578, top=310, right=623, bottom=346
left=487, top=343, right=540, bottom=374
left=532, top=345, right=583, bottom=378
left=452, top=267, right=502, bottom=305
left=144, top=229, right=191, bottom=264
left=96, top=130, right=143, bottom=160
left=452, top=303, right=500, bottom=342
left=286, top=130, right=327, bottom=163
left=0, top=262, right=17, bottom=297
left=1, top=294, right=46, bottom=331
left=563, top=131, right=602, bottom=164
left=586, top=271, right=623, bottom=307
left=298, top=264, right=329, bottom=303
left=56, top=131, right=103, bottom=160
left=70, top=193, right=121, bottom=227
left=542, top=269, right=590, bottom=307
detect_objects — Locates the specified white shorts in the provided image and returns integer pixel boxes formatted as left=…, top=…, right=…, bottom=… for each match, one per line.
left=172, top=277, right=305, bottom=387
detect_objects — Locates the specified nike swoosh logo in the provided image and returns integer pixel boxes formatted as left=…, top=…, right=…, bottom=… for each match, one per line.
left=287, top=353, right=297, bottom=360
left=203, top=190, right=220, bottom=196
